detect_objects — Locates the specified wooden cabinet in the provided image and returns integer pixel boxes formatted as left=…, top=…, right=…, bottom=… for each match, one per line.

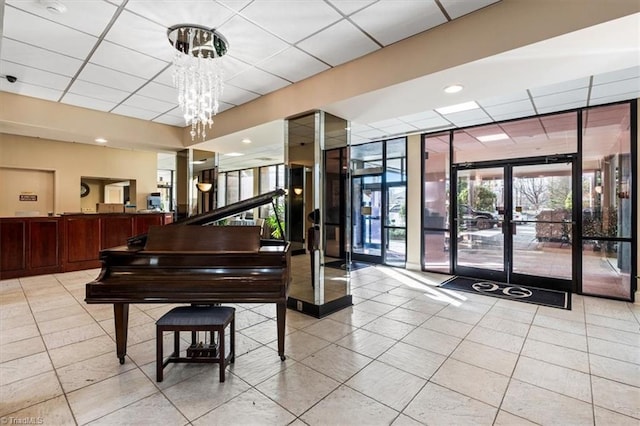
left=0, top=213, right=170, bottom=278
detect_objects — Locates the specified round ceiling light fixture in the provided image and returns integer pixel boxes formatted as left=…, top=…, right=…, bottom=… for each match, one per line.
left=39, top=0, right=67, bottom=14
left=444, top=84, right=464, bottom=94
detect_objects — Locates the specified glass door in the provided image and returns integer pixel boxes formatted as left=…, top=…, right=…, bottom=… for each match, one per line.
left=352, top=175, right=383, bottom=263
left=453, top=157, right=575, bottom=291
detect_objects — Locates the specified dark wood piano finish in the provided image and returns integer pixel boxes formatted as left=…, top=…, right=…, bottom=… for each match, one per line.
left=85, top=190, right=290, bottom=363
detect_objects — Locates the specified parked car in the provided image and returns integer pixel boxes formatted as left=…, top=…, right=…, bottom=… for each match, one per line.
left=459, top=204, right=498, bottom=230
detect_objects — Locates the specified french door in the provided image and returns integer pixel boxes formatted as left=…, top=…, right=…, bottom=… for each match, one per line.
left=453, top=156, right=576, bottom=292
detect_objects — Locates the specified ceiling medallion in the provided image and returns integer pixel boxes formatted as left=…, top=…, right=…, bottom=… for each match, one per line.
left=167, top=24, right=228, bottom=140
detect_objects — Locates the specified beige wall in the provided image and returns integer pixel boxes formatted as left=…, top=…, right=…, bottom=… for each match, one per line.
left=0, top=168, right=54, bottom=217
left=0, top=133, right=157, bottom=215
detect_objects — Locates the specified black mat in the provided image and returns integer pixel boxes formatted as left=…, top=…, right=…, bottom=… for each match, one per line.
left=439, top=276, right=571, bottom=310
left=323, top=260, right=372, bottom=271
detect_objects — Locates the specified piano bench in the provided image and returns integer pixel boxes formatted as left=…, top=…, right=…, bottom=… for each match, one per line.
left=156, top=306, right=235, bottom=383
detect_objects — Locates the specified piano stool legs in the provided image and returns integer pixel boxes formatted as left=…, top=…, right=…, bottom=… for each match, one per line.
left=156, top=306, right=235, bottom=383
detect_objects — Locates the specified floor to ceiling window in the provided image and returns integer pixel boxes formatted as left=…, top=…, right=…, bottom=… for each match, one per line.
left=422, top=100, right=636, bottom=301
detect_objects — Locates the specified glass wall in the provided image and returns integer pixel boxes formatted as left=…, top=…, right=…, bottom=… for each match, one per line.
left=258, top=164, right=285, bottom=236
left=581, top=103, right=634, bottom=299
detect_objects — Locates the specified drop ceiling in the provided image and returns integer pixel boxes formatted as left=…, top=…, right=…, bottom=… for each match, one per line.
left=1, top=0, right=639, bottom=172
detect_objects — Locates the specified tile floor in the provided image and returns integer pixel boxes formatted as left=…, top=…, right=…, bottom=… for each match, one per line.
left=1, top=265, right=639, bottom=425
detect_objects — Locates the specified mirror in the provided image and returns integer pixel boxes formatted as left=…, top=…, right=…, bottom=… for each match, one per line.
left=286, top=111, right=352, bottom=317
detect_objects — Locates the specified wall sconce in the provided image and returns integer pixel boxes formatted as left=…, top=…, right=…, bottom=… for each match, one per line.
left=293, top=187, right=303, bottom=195
left=196, top=182, right=213, bottom=192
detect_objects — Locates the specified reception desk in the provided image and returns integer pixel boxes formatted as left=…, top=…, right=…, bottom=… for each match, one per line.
left=0, top=212, right=172, bottom=279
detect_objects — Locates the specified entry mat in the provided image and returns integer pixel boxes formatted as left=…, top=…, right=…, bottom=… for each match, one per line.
left=324, top=260, right=372, bottom=271
left=439, top=276, right=571, bottom=310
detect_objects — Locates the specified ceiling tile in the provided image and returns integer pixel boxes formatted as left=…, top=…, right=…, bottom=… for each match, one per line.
left=478, top=91, right=529, bottom=107
left=536, top=100, right=586, bottom=115
left=241, top=0, right=342, bottom=44
left=532, top=87, right=588, bottom=109
left=221, top=84, right=260, bottom=105
left=125, top=0, right=235, bottom=28
left=377, top=123, right=419, bottom=135
left=529, top=77, right=589, bottom=97
left=298, top=19, right=378, bottom=66
left=6, top=0, right=117, bottom=37
left=226, top=67, right=290, bottom=95
left=0, top=38, right=84, bottom=77
left=326, top=0, right=377, bottom=16
left=152, top=114, right=185, bottom=126
left=368, top=118, right=406, bottom=128
left=444, top=108, right=491, bottom=127
left=76, top=63, right=148, bottom=92
left=258, top=47, right=330, bottom=82
left=350, top=0, right=447, bottom=46
left=0, top=80, right=62, bottom=101
left=104, top=10, right=174, bottom=63
left=111, top=104, right=160, bottom=120
left=61, top=93, right=118, bottom=112
left=136, top=82, right=178, bottom=103
left=221, top=56, right=253, bottom=81
left=407, top=116, right=453, bottom=131
left=90, top=41, right=169, bottom=79
left=218, top=15, right=290, bottom=64
left=67, top=79, right=130, bottom=103
left=592, top=66, right=640, bottom=85
left=0, top=62, right=71, bottom=91
left=3, top=6, right=98, bottom=59
left=482, top=99, right=535, bottom=118
left=151, top=67, right=176, bottom=88
left=591, top=79, right=640, bottom=100
left=122, top=94, right=176, bottom=113
left=439, top=0, right=500, bottom=20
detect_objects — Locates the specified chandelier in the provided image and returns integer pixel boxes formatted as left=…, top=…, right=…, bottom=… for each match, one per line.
left=167, top=24, right=228, bottom=140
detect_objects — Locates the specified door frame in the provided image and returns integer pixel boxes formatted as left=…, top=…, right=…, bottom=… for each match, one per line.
left=351, top=173, right=384, bottom=264
left=451, top=154, right=578, bottom=292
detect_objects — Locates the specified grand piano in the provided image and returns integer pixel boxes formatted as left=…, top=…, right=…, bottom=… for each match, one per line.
left=86, top=189, right=290, bottom=364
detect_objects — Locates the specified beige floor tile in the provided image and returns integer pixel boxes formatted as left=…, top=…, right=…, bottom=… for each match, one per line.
left=301, top=385, right=398, bottom=426
left=1, top=395, right=75, bottom=426
left=37, top=312, right=96, bottom=335
left=588, top=337, right=640, bottom=365
left=48, top=335, right=115, bottom=369
left=537, top=304, right=586, bottom=323
left=300, top=343, right=372, bottom=382
left=391, top=413, right=424, bottom=426
left=401, top=298, right=448, bottom=315
left=0, top=311, right=36, bottom=331
left=527, top=325, right=587, bottom=351
left=378, top=341, right=446, bottom=380
left=286, top=310, right=322, bottom=329
left=382, top=306, right=433, bottom=326
left=584, top=298, right=637, bottom=322
left=67, top=368, right=157, bottom=425
left=513, top=356, right=591, bottom=402
left=402, top=326, right=461, bottom=356
left=56, top=351, right=136, bottom=393
left=2, top=323, right=40, bottom=345
left=28, top=294, right=78, bottom=313
left=161, top=369, right=250, bottom=420
left=140, top=360, right=213, bottom=390
left=466, top=326, right=524, bottom=354
left=32, top=303, right=87, bottom=323
left=0, top=302, right=32, bottom=321
left=97, top=309, right=154, bottom=335
left=266, top=329, right=330, bottom=361
left=593, top=406, right=640, bottom=426
left=521, top=339, right=590, bottom=373
left=533, top=313, right=586, bottom=335
left=0, top=371, right=63, bottom=417
left=451, top=340, right=518, bottom=376
left=501, top=379, right=593, bottom=425
left=404, top=382, right=497, bottom=425
left=87, top=392, right=188, bottom=426
left=0, top=351, right=53, bottom=385
left=231, top=309, right=270, bottom=330
left=43, top=323, right=106, bottom=350
left=371, top=292, right=412, bottom=307
left=346, top=360, right=426, bottom=411
left=256, top=362, right=339, bottom=415
left=477, top=315, right=531, bottom=337
left=193, top=388, right=296, bottom=425
left=436, top=304, right=487, bottom=325
left=493, top=410, right=537, bottom=426
left=590, top=353, right=640, bottom=387
left=336, top=328, right=396, bottom=358
left=361, top=316, right=416, bottom=340
left=592, top=376, right=640, bottom=419
left=484, top=305, right=536, bottom=325
left=353, top=299, right=397, bottom=316
left=351, top=287, right=383, bottom=300
left=431, top=358, right=509, bottom=407
left=303, top=318, right=356, bottom=342
left=0, top=336, right=45, bottom=364
left=421, top=315, right=474, bottom=338
left=587, top=324, right=640, bottom=347
left=328, top=306, right=379, bottom=327
left=586, top=313, right=640, bottom=333
left=239, top=319, right=279, bottom=345
left=230, top=345, right=293, bottom=386
left=233, top=333, right=263, bottom=357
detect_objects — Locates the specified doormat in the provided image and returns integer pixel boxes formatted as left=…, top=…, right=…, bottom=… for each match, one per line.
left=439, top=276, right=571, bottom=310
left=324, top=260, right=372, bottom=271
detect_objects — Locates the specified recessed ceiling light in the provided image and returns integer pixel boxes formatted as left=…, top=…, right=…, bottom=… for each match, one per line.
left=477, top=133, right=509, bottom=142
left=224, top=152, right=244, bottom=157
left=241, top=138, right=252, bottom=144
left=95, top=137, right=107, bottom=143
left=40, top=0, right=67, bottom=14
left=435, top=101, right=480, bottom=115
left=444, top=84, right=463, bottom=94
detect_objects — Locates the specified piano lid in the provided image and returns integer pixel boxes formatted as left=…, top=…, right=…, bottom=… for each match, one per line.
left=127, top=188, right=286, bottom=248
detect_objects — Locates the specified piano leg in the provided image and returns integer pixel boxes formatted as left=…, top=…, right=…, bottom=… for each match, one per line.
left=277, top=302, right=286, bottom=361
left=113, top=303, right=130, bottom=364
